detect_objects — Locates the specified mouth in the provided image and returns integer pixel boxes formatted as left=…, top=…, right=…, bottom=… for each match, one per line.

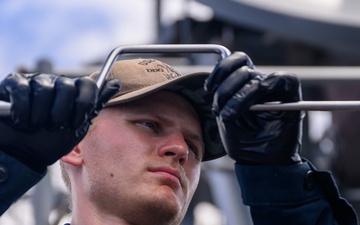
left=149, top=166, right=182, bottom=186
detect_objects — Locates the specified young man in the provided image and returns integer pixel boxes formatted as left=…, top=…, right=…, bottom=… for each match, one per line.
left=0, top=52, right=357, bottom=224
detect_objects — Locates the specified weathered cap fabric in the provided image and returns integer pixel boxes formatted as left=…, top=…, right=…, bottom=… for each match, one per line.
left=90, top=58, right=226, bottom=161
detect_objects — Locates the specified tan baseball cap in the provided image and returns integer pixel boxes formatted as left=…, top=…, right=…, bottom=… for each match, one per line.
left=90, top=58, right=226, bottom=161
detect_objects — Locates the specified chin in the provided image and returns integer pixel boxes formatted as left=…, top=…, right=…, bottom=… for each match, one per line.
left=137, top=187, right=188, bottom=225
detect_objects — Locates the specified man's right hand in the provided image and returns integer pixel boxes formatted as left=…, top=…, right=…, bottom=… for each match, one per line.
left=205, top=52, right=304, bottom=165
left=0, top=73, right=120, bottom=172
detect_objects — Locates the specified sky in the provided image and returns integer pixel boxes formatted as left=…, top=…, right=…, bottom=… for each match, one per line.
left=0, top=0, right=213, bottom=80
left=0, top=0, right=153, bottom=79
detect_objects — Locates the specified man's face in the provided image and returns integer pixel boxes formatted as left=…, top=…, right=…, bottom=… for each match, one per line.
left=74, top=91, right=204, bottom=224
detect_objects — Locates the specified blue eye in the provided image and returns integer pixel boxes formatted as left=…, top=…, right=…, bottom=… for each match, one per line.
left=143, top=121, right=156, bottom=129
left=138, top=121, right=159, bottom=133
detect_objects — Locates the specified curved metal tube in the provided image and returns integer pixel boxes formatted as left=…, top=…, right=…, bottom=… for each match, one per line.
left=1, top=44, right=360, bottom=115
left=95, top=44, right=231, bottom=88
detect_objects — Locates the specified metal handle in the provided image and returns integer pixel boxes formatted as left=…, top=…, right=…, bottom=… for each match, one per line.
left=95, top=44, right=231, bottom=89
left=0, top=44, right=231, bottom=116
left=250, top=101, right=360, bottom=111
left=2, top=44, right=360, bottom=115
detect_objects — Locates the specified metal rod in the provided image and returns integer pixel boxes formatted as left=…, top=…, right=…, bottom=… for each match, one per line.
left=250, top=101, right=360, bottom=111
left=2, top=44, right=360, bottom=115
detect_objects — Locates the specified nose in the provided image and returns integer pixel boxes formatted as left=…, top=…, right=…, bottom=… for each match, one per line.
left=158, top=131, right=189, bottom=164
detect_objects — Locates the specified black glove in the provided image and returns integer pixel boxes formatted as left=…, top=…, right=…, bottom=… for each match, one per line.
left=205, top=52, right=304, bottom=165
left=0, top=73, right=120, bottom=172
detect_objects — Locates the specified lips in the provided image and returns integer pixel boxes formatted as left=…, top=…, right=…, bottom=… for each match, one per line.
left=149, top=166, right=182, bottom=185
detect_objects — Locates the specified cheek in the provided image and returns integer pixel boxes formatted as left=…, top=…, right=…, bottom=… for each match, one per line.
left=186, top=164, right=201, bottom=195
left=80, top=128, right=147, bottom=194
left=83, top=132, right=133, bottom=169
left=81, top=123, right=153, bottom=176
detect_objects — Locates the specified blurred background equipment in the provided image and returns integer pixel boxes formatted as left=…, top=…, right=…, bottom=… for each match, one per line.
left=1, top=0, right=360, bottom=224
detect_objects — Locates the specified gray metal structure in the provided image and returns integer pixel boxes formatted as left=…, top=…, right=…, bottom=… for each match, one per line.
left=2, top=0, right=360, bottom=224
left=196, top=0, right=360, bottom=57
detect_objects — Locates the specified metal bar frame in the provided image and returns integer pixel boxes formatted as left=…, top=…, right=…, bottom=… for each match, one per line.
left=1, top=44, right=360, bottom=115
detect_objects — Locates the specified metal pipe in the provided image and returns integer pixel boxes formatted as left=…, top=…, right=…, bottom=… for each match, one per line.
left=95, top=44, right=231, bottom=89
left=250, top=101, right=360, bottom=111
left=0, top=44, right=231, bottom=116
left=2, top=44, right=360, bottom=115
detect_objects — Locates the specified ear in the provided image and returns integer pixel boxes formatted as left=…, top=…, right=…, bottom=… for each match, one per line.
left=61, top=145, right=83, bottom=166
